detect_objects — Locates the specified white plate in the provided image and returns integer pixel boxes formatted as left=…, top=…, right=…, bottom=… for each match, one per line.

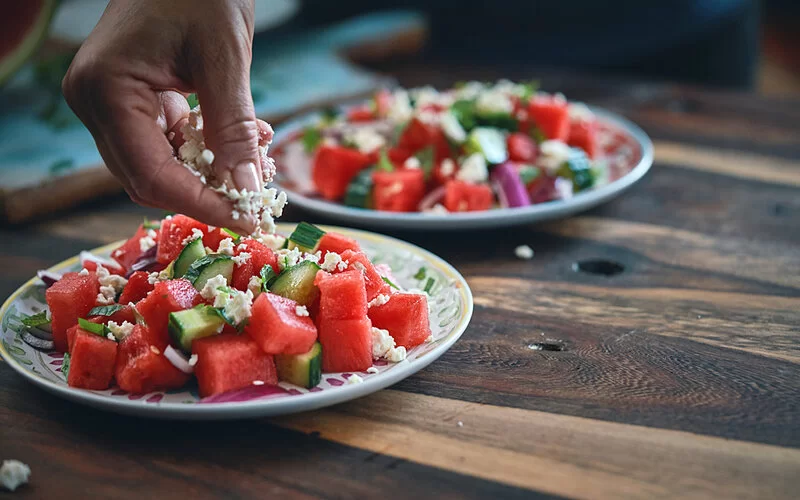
left=271, top=105, right=654, bottom=230
left=0, top=223, right=472, bottom=420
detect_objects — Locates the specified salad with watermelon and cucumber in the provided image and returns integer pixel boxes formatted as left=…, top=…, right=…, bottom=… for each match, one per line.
left=24, top=216, right=430, bottom=398
left=274, top=80, right=635, bottom=213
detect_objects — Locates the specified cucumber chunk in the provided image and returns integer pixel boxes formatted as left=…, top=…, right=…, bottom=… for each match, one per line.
left=276, top=342, right=322, bottom=388
left=174, top=238, right=207, bottom=278
left=184, top=254, right=234, bottom=291
left=270, top=260, right=321, bottom=306
left=344, top=168, right=374, bottom=208
left=465, top=127, right=508, bottom=165
left=168, top=305, right=225, bottom=352
left=287, top=222, right=326, bottom=253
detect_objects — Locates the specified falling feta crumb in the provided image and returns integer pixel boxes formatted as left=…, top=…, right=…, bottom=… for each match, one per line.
left=366, top=367, right=379, bottom=374
left=217, top=238, right=235, bottom=255
left=295, top=305, right=310, bottom=317
left=107, top=321, right=135, bottom=341
left=252, top=380, right=265, bottom=386
left=0, top=460, right=30, bottom=491
left=346, top=374, right=364, bottom=385
left=200, top=274, right=229, bottom=300
left=188, top=354, right=198, bottom=367
left=181, top=227, right=205, bottom=246
left=256, top=232, right=286, bottom=250
left=231, top=252, right=251, bottom=267
left=514, top=245, right=534, bottom=260
left=457, top=421, right=464, bottom=427
left=368, top=294, right=390, bottom=308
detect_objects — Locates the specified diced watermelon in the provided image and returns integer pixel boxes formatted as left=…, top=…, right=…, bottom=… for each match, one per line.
left=568, top=119, right=599, bottom=159
left=110, top=224, right=148, bottom=272
left=318, top=317, right=373, bottom=372
left=372, top=169, right=426, bottom=212
left=67, top=330, right=118, bottom=390
left=202, top=227, right=230, bottom=251
left=347, top=105, right=375, bottom=122
left=397, top=118, right=451, bottom=162
left=136, top=279, right=202, bottom=348
left=339, top=250, right=391, bottom=301
left=528, top=97, right=570, bottom=141
left=245, top=293, right=318, bottom=355
left=317, top=232, right=361, bottom=259
left=368, top=293, right=431, bottom=348
left=387, top=146, right=414, bottom=166
left=115, top=325, right=190, bottom=393
left=507, top=132, right=538, bottom=163
left=443, top=180, right=494, bottom=212
left=156, top=215, right=207, bottom=265
left=231, top=238, right=279, bottom=292
left=312, top=145, right=373, bottom=201
left=87, top=304, right=137, bottom=325
left=46, top=272, right=100, bottom=352
left=118, top=271, right=154, bottom=305
left=193, top=333, right=278, bottom=397
left=316, top=270, right=368, bottom=321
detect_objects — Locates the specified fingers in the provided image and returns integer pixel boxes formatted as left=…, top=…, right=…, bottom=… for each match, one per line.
left=158, top=90, right=191, bottom=150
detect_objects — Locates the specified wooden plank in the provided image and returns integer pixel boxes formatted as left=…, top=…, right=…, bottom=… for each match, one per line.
left=274, top=390, right=800, bottom=499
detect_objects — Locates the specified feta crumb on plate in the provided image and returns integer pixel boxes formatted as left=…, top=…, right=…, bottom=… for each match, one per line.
left=346, top=374, right=364, bottom=385
left=514, top=245, right=534, bottom=260
left=366, top=367, right=379, bottom=374
left=0, top=460, right=30, bottom=491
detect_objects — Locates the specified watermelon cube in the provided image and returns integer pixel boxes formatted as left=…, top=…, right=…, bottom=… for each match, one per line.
left=115, top=325, right=190, bottom=393
left=193, top=333, right=278, bottom=397
left=156, top=215, right=207, bottom=265
left=231, top=238, right=279, bottom=292
left=67, top=330, right=118, bottom=390
left=246, top=293, right=318, bottom=355
left=339, top=250, right=391, bottom=301
left=118, top=271, right=155, bottom=305
left=312, top=145, right=373, bottom=201
left=568, top=120, right=599, bottom=159
left=317, top=232, right=361, bottom=258
left=372, top=169, right=426, bottom=212
left=46, top=272, right=100, bottom=352
left=528, top=97, right=570, bottom=141
left=202, top=227, right=229, bottom=251
left=111, top=224, right=148, bottom=272
left=136, top=279, right=201, bottom=348
left=443, top=180, right=494, bottom=212
left=316, top=270, right=368, bottom=320
left=318, top=317, right=373, bottom=372
left=368, top=293, right=431, bottom=349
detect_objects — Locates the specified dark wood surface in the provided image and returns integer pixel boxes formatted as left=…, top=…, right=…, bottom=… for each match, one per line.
left=1, top=64, right=799, bottom=499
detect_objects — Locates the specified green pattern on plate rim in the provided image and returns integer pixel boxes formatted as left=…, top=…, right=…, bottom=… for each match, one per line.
left=0, top=223, right=472, bottom=415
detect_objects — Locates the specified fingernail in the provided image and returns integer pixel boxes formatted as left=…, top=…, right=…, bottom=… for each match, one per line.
left=233, top=161, right=261, bottom=193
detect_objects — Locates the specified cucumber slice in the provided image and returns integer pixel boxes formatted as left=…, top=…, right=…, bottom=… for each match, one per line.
left=465, top=127, right=508, bottom=165
left=276, top=342, right=322, bottom=388
left=287, top=222, right=326, bottom=253
left=184, top=254, right=234, bottom=291
left=270, top=260, right=321, bottom=306
left=168, top=306, right=225, bottom=352
left=557, top=148, right=594, bottom=192
left=173, top=238, right=207, bottom=278
left=344, top=168, right=374, bottom=208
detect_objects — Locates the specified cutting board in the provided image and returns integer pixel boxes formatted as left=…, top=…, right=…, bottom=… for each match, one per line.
left=0, top=10, right=426, bottom=223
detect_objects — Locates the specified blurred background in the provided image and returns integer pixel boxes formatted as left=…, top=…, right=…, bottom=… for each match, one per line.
left=0, top=0, right=798, bottom=224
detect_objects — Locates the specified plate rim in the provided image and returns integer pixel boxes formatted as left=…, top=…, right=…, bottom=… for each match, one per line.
left=0, top=223, right=473, bottom=420
left=271, top=104, right=654, bottom=229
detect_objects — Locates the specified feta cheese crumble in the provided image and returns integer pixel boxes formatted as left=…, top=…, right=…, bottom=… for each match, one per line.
left=319, top=252, right=348, bottom=273
left=255, top=233, right=286, bottom=250
left=370, top=327, right=406, bottom=362
left=423, top=203, right=449, bottom=215
left=386, top=345, right=407, bottom=362
left=107, top=321, right=135, bottom=341
left=95, top=265, right=127, bottom=306
left=403, top=157, right=421, bottom=169
left=0, top=460, right=30, bottom=491
left=217, top=238, right=235, bottom=255
left=387, top=89, right=413, bottom=124
left=231, top=252, right=251, bottom=267
left=148, top=269, right=171, bottom=285
left=295, top=305, right=309, bottom=317
left=223, top=289, right=255, bottom=325
left=456, top=153, right=488, bottom=183
left=247, top=275, right=263, bottom=296
left=139, top=229, right=158, bottom=253
left=366, top=367, right=379, bottom=374
left=181, top=227, right=204, bottom=246
left=537, top=140, right=572, bottom=174
left=199, top=274, right=229, bottom=301
left=346, top=374, right=364, bottom=385
left=368, top=294, right=390, bottom=308
left=344, top=127, right=386, bottom=154
left=476, top=88, right=513, bottom=115
left=79, top=268, right=89, bottom=275
left=440, top=158, right=456, bottom=177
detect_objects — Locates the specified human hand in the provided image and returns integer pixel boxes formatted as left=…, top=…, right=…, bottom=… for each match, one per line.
left=62, top=0, right=271, bottom=232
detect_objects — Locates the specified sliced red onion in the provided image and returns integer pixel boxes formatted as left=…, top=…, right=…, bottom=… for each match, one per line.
left=21, top=330, right=54, bottom=351
left=127, top=245, right=160, bottom=276
left=80, top=251, right=123, bottom=273
left=491, top=162, right=531, bottom=208
left=164, top=345, right=194, bottom=374
left=37, top=270, right=63, bottom=288
left=417, top=185, right=447, bottom=212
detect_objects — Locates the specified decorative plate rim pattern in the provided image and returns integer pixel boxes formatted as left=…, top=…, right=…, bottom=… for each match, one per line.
left=0, top=223, right=473, bottom=420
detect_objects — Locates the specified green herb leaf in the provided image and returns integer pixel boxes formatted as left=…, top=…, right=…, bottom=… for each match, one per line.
left=21, top=311, right=49, bottom=328
left=62, top=353, right=71, bottom=379
left=450, top=99, right=478, bottom=131
left=301, top=127, right=323, bottom=154
left=382, top=276, right=400, bottom=290
left=376, top=149, right=395, bottom=172
left=413, top=267, right=427, bottom=280
left=88, top=304, right=126, bottom=317
left=415, top=146, right=435, bottom=181
left=77, top=318, right=108, bottom=337
left=288, top=222, right=326, bottom=251
left=529, top=126, right=547, bottom=145
left=186, top=93, right=199, bottom=108
left=519, top=80, right=540, bottom=102
left=260, top=264, right=278, bottom=292
left=518, top=165, right=541, bottom=185
left=143, top=217, right=161, bottom=230
left=423, top=277, right=436, bottom=294
left=223, top=228, right=240, bottom=242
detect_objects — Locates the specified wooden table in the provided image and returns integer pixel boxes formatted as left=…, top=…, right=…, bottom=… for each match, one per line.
left=1, top=67, right=799, bottom=499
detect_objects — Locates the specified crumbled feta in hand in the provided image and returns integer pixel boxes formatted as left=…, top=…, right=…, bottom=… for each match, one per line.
left=200, top=274, right=229, bottom=301
left=344, top=127, right=386, bottom=154
left=139, top=229, right=158, bottom=253
left=217, top=238, right=235, bottom=255
left=0, top=460, right=30, bottom=491
left=295, top=305, right=309, bottom=317
left=248, top=275, right=263, bottom=296
left=231, top=252, right=251, bottom=267
left=440, top=158, right=456, bottom=177
left=537, top=140, right=572, bottom=174
left=346, top=374, right=364, bottom=385
left=404, top=157, right=421, bottom=169
left=456, top=153, right=488, bottom=183
left=181, top=227, right=204, bottom=246
left=476, top=89, right=513, bottom=115
left=223, top=289, right=254, bottom=325
left=368, top=294, right=390, bottom=308
left=514, top=245, right=534, bottom=260
left=107, top=321, right=135, bottom=341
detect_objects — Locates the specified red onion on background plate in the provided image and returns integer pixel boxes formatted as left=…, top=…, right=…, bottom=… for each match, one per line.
left=417, top=185, right=447, bottom=212
left=490, top=162, right=531, bottom=208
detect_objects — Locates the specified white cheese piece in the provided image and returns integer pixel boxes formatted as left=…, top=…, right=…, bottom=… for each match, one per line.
left=181, top=227, right=204, bottom=247
left=440, top=158, right=456, bottom=177
left=440, top=112, right=467, bottom=143
left=223, top=289, right=254, bottom=325
left=386, top=345, right=407, bottom=362
left=404, top=157, right=421, bottom=170
left=368, top=294, right=390, bottom=308
left=200, top=274, right=229, bottom=301
left=514, top=245, right=535, bottom=260
left=107, top=321, right=135, bottom=341
left=537, top=140, right=572, bottom=174
left=217, top=238, right=235, bottom=255
left=456, top=153, right=488, bottom=183
left=247, top=275, right=263, bottom=296
left=344, top=127, right=386, bottom=154
left=231, top=252, right=251, bottom=267
left=295, top=305, right=309, bottom=317
left=345, top=374, right=364, bottom=385
left=476, top=89, right=513, bottom=115
left=0, top=460, right=30, bottom=491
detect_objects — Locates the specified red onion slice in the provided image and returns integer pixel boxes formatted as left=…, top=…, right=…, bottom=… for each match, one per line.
left=491, top=162, right=531, bottom=208
left=37, top=270, right=63, bottom=288
left=80, top=251, right=124, bottom=273
left=164, top=345, right=195, bottom=374
left=417, top=186, right=447, bottom=212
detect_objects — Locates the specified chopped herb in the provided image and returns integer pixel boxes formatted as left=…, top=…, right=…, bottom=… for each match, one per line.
left=476, top=112, right=518, bottom=132
left=518, top=165, right=541, bottom=185
left=415, top=146, right=435, bottom=181
left=423, top=277, right=435, bottom=294
left=519, top=80, right=540, bottom=102
left=143, top=217, right=161, bottom=230
left=450, top=99, right=478, bottom=131
left=62, top=353, right=71, bottom=379
left=413, top=267, right=427, bottom=280
left=21, top=311, right=49, bottom=328
left=376, top=149, right=395, bottom=172
left=529, top=126, right=547, bottom=145
left=260, top=264, right=278, bottom=291
left=77, top=318, right=108, bottom=337
left=186, top=93, right=199, bottom=108
left=223, top=228, right=240, bottom=242
left=301, top=126, right=323, bottom=154
left=382, top=276, right=400, bottom=290
left=88, top=305, right=126, bottom=317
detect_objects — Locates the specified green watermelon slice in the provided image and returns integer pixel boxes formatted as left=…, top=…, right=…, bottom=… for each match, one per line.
left=0, top=0, right=58, bottom=86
